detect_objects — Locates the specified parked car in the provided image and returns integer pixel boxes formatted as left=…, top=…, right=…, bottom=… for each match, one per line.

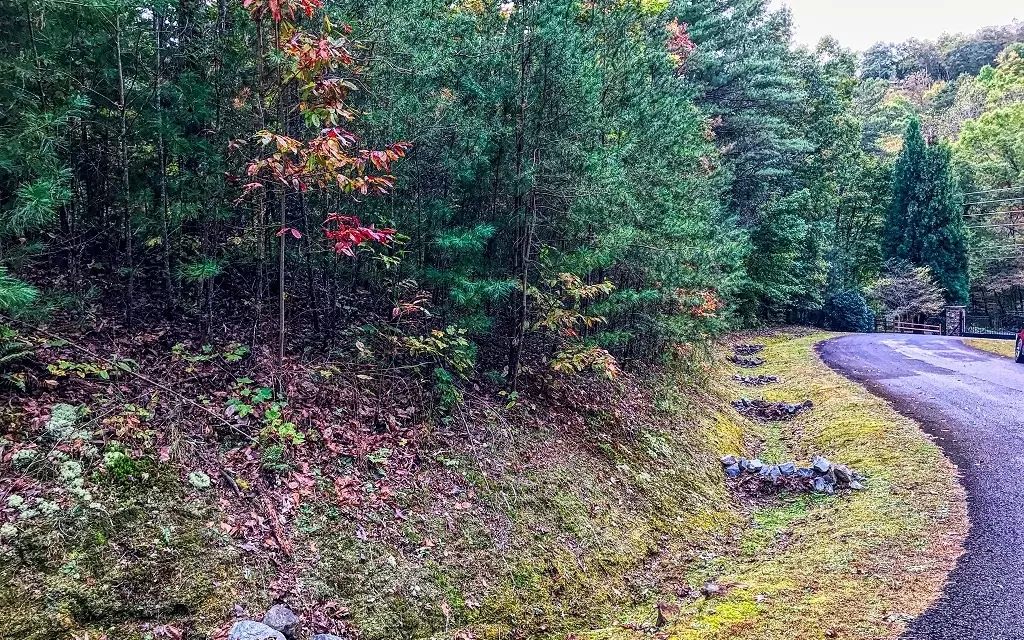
left=1017, top=329, right=1024, bottom=363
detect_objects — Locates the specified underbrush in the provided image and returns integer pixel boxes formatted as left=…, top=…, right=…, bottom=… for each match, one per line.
left=0, top=328, right=968, bottom=639
left=0, top=320, right=747, bottom=640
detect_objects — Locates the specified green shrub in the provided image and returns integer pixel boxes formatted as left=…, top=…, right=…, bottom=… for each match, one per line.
left=823, top=290, right=875, bottom=333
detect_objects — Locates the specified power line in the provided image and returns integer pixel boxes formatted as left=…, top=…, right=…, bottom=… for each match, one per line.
left=964, top=208, right=1024, bottom=219
left=964, top=187, right=1024, bottom=196
left=965, top=196, right=1024, bottom=207
left=968, top=222, right=1024, bottom=230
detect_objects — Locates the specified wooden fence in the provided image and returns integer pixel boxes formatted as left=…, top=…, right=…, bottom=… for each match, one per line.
left=892, top=320, right=942, bottom=335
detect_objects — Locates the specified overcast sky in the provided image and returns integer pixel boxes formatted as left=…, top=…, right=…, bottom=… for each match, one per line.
left=772, top=0, right=1022, bottom=51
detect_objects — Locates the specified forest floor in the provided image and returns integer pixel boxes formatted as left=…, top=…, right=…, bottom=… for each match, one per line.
left=0, top=326, right=966, bottom=640
left=963, top=337, right=1016, bottom=359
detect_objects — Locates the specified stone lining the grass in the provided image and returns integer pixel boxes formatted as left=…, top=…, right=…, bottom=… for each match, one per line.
left=732, top=374, right=779, bottom=386
left=732, top=344, right=765, bottom=356
left=727, top=355, right=765, bottom=368
left=721, top=454, right=865, bottom=494
left=732, top=398, right=813, bottom=421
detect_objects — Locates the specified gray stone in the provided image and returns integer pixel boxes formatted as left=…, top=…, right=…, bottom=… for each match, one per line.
left=721, top=454, right=738, bottom=467
left=724, top=463, right=741, bottom=478
left=228, top=621, right=286, bottom=640
left=811, top=456, right=831, bottom=474
left=748, top=459, right=765, bottom=472
left=812, top=477, right=828, bottom=493
left=796, top=467, right=815, bottom=478
left=778, top=462, right=796, bottom=476
left=761, top=465, right=781, bottom=483
left=833, top=465, right=852, bottom=483
left=849, top=480, right=865, bottom=491
left=262, top=605, right=300, bottom=639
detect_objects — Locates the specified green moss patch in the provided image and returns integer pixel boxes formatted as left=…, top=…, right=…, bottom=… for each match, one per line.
left=609, top=332, right=967, bottom=640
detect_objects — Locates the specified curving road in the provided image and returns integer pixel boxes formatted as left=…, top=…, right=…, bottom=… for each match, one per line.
left=818, top=334, right=1024, bottom=639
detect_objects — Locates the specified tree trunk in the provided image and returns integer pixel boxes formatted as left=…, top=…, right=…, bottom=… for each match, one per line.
left=116, top=13, right=134, bottom=329
left=154, top=11, right=174, bottom=317
left=506, top=18, right=532, bottom=390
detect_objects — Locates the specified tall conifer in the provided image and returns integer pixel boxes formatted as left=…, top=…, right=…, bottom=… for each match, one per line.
left=884, top=118, right=927, bottom=262
left=883, top=118, right=969, bottom=303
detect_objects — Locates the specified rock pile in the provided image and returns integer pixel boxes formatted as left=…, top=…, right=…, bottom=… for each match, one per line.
left=727, top=355, right=765, bottom=368
left=733, top=344, right=765, bottom=356
left=721, top=454, right=865, bottom=494
left=732, top=374, right=779, bottom=386
left=732, top=398, right=812, bottom=421
left=228, top=605, right=342, bottom=640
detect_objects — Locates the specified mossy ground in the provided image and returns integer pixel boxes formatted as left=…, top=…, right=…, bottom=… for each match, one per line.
left=585, top=332, right=968, bottom=640
left=964, top=337, right=1016, bottom=359
left=0, top=331, right=967, bottom=640
left=1, top=347, right=748, bottom=640
left=0, top=467, right=249, bottom=640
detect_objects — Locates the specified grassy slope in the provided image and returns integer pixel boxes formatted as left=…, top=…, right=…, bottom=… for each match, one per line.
left=964, top=337, right=1016, bottom=359
left=589, top=332, right=967, bottom=640
left=0, top=332, right=967, bottom=640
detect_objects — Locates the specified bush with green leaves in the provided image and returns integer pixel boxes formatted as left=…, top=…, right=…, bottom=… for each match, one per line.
left=823, top=291, right=876, bottom=333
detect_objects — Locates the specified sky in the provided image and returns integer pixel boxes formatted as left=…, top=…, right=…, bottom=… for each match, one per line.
left=772, top=0, right=1022, bottom=51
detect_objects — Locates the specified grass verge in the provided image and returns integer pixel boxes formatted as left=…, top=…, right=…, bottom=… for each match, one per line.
left=964, top=337, right=1016, bottom=359
left=588, top=331, right=968, bottom=640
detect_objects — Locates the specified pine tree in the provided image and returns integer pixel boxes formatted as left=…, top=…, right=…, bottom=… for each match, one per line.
left=883, top=118, right=969, bottom=304
left=884, top=118, right=927, bottom=262
left=918, top=143, right=969, bottom=303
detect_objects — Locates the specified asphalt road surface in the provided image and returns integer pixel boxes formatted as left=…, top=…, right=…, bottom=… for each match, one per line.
left=818, top=334, right=1024, bottom=639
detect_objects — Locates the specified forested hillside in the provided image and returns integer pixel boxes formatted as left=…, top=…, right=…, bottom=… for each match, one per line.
left=0, top=0, right=1020, bottom=637
left=3, top=0, right=1021, bottom=355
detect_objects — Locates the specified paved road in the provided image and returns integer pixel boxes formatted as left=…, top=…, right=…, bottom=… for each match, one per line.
left=818, top=334, right=1024, bottom=639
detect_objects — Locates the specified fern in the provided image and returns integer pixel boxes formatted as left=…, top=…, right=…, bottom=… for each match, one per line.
left=0, top=325, right=34, bottom=391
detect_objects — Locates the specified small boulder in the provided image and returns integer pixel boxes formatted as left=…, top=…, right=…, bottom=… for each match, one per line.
left=721, top=454, right=738, bottom=467
left=701, top=581, right=727, bottom=597
left=724, top=463, right=741, bottom=478
left=778, top=462, right=796, bottom=476
left=748, top=459, right=765, bottom=472
left=758, top=464, right=782, bottom=483
left=833, top=465, right=852, bottom=483
left=849, top=480, right=865, bottom=491
left=263, top=605, right=300, bottom=639
left=228, top=621, right=285, bottom=640
left=811, top=456, right=831, bottom=474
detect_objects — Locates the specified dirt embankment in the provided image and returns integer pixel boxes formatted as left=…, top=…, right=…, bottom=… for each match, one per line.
left=0, top=330, right=966, bottom=640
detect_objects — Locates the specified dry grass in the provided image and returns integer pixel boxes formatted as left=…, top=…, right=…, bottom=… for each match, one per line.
left=963, top=337, right=1016, bottom=359
left=585, top=331, right=968, bottom=640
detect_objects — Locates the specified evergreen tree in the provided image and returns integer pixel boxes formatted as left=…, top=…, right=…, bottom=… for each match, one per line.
left=675, top=0, right=809, bottom=224
left=883, top=118, right=968, bottom=303
left=884, top=118, right=928, bottom=260
left=918, top=143, right=969, bottom=303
